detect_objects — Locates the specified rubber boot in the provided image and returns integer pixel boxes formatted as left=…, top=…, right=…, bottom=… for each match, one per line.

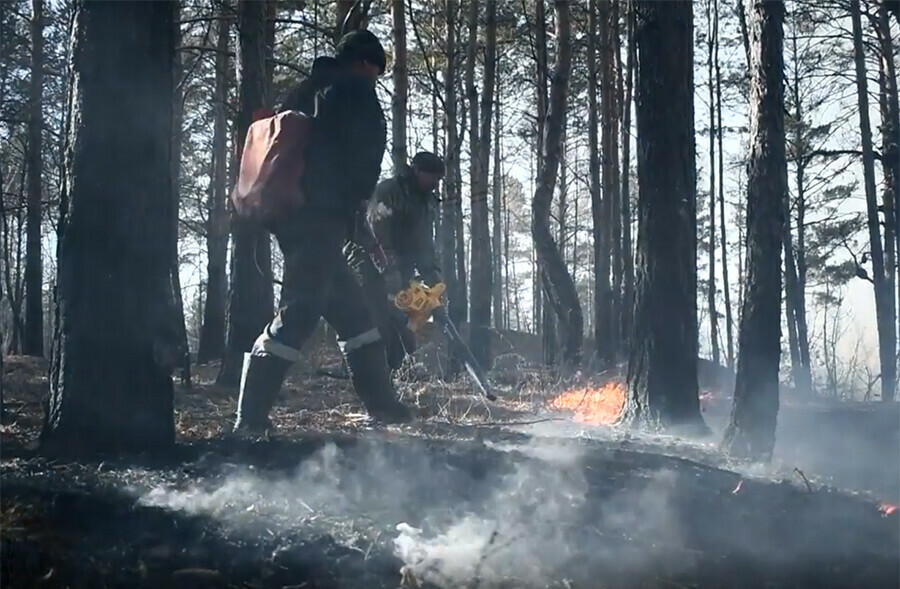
left=344, top=342, right=413, bottom=424
left=233, top=352, right=292, bottom=434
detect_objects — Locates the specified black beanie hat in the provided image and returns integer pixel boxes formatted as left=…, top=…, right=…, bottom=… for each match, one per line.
left=410, top=152, right=445, bottom=176
left=335, top=29, right=386, bottom=75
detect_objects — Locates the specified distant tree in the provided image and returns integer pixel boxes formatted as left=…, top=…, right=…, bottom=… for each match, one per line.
left=849, top=0, right=895, bottom=402
left=723, top=0, right=786, bottom=461
left=23, top=0, right=44, bottom=357
left=532, top=0, right=583, bottom=368
left=216, top=0, right=274, bottom=387
left=624, top=0, right=707, bottom=434
left=42, top=0, right=178, bottom=453
left=197, top=6, right=231, bottom=365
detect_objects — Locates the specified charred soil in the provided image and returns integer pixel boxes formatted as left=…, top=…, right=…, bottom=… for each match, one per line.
left=2, top=355, right=898, bottom=588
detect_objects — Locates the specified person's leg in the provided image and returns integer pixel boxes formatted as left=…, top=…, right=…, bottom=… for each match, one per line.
left=323, top=261, right=413, bottom=423
left=234, top=215, right=345, bottom=432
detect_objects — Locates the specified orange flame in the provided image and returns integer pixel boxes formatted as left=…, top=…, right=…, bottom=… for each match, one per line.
left=879, top=503, right=898, bottom=516
left=550, top=382, right=627, bottom=425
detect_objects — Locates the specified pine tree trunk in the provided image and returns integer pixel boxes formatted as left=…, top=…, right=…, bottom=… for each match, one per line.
left=23, top=0, right=44, bottom=357
left=722, top=0, right=786, bottom=461
left=217, top=0, right=275, bottom=387
left=532, top=0, right=582, bottom=368
left=595, top=0, right=615, bottom=366
left=624, top=0, right=706, bottom=434
left=620, top=0, right=635, bottom=349
left=715, top=0, right=733, bottom=369
left=873, top=0, right=900, bottom=381
left=391, top=0, right=408, bottom=173
left=42, top=0, right=177, bottom=454
left=170, top=1, right=191, bottom=387
left=706, top=0, right=720, bottom=367
left=850, top=0, right=896, bottom=402
left=468, top=0, right=497, bottom=368
left=609, top=0, right=623, bottom=361
left=441, top=0, right=463, bottom=329
left=588, top=0, right=603, bottom=364
left=198, top=11, right=231, bottom=364
left=491, top=74, right=503, bottom=329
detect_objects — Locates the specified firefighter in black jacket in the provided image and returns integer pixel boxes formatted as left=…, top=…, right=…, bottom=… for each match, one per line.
left=234, top=30, right=412, bottom=434
left=367, top=151, right=445, bottom=294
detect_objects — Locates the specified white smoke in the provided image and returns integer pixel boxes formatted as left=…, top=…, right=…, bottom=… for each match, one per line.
left=136, top=437, right=687, bottom=587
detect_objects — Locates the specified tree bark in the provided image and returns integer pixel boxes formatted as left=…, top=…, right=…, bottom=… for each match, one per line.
left=198, top=10, right=231, bottom=364
left=850, top=0, right=895, bottom=402
left=391, top=0, right=408, bottom=173
left=42, top=0, right=177, bottom=454
left=23, top=0, right=44, bottom=357
left=595, top=0, right=616, bottom=366
left=441, top=0, right=464, bottom=329
left=620, top=0, right=635, bottom=349
left=491, top=73, right=503, bottom=329
left=587, top=0, right=605, bottom=364
left=722, top=0, right=786, bottom=461
left=609, top=0, right=623, bottom=361
left=705, top=0, right=720, bottom=367
left=531, top=0, right=582, bottom=368
left=217, top=0, right=274, bottom=387
left=624, top=0, right=706, bottom=434
left=873, top=0, right=900, bottom=380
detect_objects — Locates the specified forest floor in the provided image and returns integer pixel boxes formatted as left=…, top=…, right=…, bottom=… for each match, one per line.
left=2, top=349, right=899, bottom=589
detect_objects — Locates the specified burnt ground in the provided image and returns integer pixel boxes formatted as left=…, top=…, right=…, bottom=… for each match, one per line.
left=2, top=351, right=899, bottom=589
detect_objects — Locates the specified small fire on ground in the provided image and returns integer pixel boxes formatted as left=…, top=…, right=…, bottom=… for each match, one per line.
left=550, top=383, right=725, bottom=425
left=550, top=382, right=627, bottom=426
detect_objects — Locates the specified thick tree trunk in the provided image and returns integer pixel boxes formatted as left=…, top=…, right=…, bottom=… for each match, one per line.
left=722, top=0, right=785, bottom=461
left=42, top=0, right=177, bottom=454
left=620, top=0, right=635, bottom=349
left=198, top=11, right=231, bottom=364
left=217, top=0, right=274, bottom=387
left=23, top=0, right=44, bottom=357
left=391, top=0, right=408, bottom=173
left=705, top=0, right=720, bottom=367
left=624, top=0, right=706, bottom=434
left=850, top=0, right=896, bottom=402
left=170, top=1, right=191, bottom=387
left=531, top=0, right=582, bottom=368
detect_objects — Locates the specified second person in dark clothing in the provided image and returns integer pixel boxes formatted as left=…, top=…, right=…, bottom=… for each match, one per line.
left=234, top=30, right=413, bottom=434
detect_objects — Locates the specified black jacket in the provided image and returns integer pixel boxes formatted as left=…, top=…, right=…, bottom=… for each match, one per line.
left=281, top=65, right=386, bottom=217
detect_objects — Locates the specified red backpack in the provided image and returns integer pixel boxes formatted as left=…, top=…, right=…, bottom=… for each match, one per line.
left=231, top=107, right=312, bottom=225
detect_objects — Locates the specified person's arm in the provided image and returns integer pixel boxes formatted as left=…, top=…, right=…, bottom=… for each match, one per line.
left=314, top=77, right=386, bottom=207
left=367, top=179, right=406, bottom=293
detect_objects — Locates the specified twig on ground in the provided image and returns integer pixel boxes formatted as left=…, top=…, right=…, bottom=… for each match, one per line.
left=793, top=467, right=814, bottom=493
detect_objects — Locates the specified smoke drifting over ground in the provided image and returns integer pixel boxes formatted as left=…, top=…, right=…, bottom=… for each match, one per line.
left=132, top=430, right=897, bottom=588
left=138, top=437, right=694, bottom=587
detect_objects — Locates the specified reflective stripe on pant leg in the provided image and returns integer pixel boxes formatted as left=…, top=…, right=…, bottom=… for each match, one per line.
left=251, top=328, right=302, bottom=362
left=338, top=327, right=382, bottom=354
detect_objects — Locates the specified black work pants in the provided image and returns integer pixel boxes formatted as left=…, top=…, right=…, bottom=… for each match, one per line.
left=252, top=211, right=382, bottom=361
